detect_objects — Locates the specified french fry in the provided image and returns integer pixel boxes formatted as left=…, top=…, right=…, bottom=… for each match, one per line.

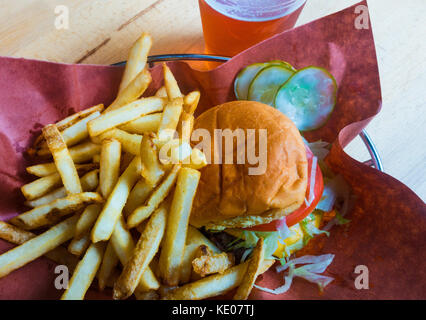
left=98, top=129, right=142, bottom=155
left=88, top=97, right=164, bottom=137
left=192, top=246, right=235, bottom=277
left=183, top=148, right=208, bottom=170
left=25, top=169, right=99, bottom=208
left=123, top=179, right=153, bottom=217
left=26, top=163, right=97, bottom=177
left=155, top=86, right=168, bottom=98
left=69, top=141, right=102, bottom=163
left=180, top=226, right=221, bottom=284
left=68, top=232, right=91, bottom=256
left=128, top=164, right=180, bottom=228
left=11, top=192, right=103, bottom=230
left=158, top=285, right=178, bottom=298
left=91, top=157, right=141, bottom=242
left=98, top=241, right=119, bottom=290
left=92, top=154, right=100, bottom=163
left=233, top=238, right=265, bottom=300
left=163, top=63, right=182, bottom=99
left=99, top=139, right=121, bottom=198
left=164, top=259, right=275, bottom=300
left=79, top=169, right=100, bottom=191
left=183, top=91, right=200, bottom=114
left=158, top=138, right=192, bottom=166
left=38, top=111, right=101, bottom=155
left=61, top=242, right=106, bottom=300
left=134, top=289, right=159, bottom=300
left=59, top=111, right=101, bottom=147
left=114, top=204, right=167, bottom=299
left=119, top=152, right=134, bottom=173
left=140, top=133, right=165, bottom=186
left=21, top=173, right=62, bottom=200
left=26, top=163, right=59, bottom=177
left=119, top=113, right=162, bottom=134
left=75, top=204, right=102, bottom=239
left=157, top=97, right=183, bottom=143
left=149, top=254, right=160, bottom=278
left=106, top=68, right=152, bottom=112
left=0, top=220, right=78, bottom=271
left=118, top=33, right=152, bottom=94
left=43, top=124, right=82, bottom=194
left=110, top=216, right=135, bottom=266
left=29, top=104, right=104, bottom=152
left=105, top=269, right=121, bottom=289
left=55, top=104, right=104, bottom=132
left=159, top=168, right=200, bottom=286
left=177, top=112, right=194, bottom=143
left=22, top=164, right=97, bottom=200
left=0, top=220, right=36, bottom=244
left=110, top=215, right=160, bottom=291
left=0, top=215, right=78, bottom=278
left=166, top=262, right=246, bottom=300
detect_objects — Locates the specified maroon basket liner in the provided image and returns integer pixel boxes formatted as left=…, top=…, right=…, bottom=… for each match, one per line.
left=0, top=1, right=424, bottom=299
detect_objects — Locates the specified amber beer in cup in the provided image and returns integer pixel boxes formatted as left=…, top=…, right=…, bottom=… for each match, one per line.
left=199, top=0, right=306, bottom=56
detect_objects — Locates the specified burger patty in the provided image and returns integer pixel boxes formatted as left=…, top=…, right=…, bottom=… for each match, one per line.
left=200, top=228, right=248, bottom=264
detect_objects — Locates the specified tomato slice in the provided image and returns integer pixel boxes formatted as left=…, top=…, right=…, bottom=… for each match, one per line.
left=246, top=145, right=324, bottom=232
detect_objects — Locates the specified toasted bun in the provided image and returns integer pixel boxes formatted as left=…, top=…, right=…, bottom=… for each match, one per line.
left=190, top=101, right=308, bottom=229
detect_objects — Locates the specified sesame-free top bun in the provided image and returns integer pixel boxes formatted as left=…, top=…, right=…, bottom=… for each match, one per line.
left=190, top=101, right=308, bottom=229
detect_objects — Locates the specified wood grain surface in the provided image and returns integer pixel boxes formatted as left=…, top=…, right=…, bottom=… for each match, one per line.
left=0, top=0, right=425, bottom=200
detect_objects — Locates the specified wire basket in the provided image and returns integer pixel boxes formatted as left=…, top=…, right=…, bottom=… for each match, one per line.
left=115, top=53, right=383, bottom=172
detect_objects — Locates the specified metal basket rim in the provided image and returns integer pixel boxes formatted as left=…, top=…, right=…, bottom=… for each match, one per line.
left=113, top=53, right=383, bottom=172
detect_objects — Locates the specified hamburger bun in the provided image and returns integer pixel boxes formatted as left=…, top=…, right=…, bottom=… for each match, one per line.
left=190, top=101, right=308, bottom=229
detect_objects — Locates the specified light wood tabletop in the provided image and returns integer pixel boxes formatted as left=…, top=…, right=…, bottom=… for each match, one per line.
left=0, top=0, right=425, bottom=200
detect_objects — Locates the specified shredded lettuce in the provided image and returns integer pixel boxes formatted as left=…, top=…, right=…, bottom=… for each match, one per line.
left=254, top=254, right=335, bottom=295
left=316, top=179, right=337, bottom=212
left=307, top=140, right=330, bottom=160
left=306, top=156, right=318, bottom=206
left=300, top=215, right=330, bottom=246
left=228, top=230, right=278, bottom=259
left=276, top=217, right=291, bottom=244
left=277, top=254, right=335, bottom=272
left=321, top=175, right=352, bottom=231
left=334, top=210, right=351, bottom=225
left=240, top=248, right=252, bottom=262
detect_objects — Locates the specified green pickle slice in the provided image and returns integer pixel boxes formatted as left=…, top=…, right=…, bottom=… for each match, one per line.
left=234, top=63, right=267, bottom=100
left=234, top=60, right=296, bottom=100
left=275, top=67, right=337, bottom=131
left=247, top=65, right=294, bottom=106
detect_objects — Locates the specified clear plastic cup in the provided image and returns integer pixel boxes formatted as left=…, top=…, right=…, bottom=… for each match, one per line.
left=199, top=0, right=307, bottom=56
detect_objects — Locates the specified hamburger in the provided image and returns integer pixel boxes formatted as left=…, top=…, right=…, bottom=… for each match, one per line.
left=190, top=101, right=327, bottom=260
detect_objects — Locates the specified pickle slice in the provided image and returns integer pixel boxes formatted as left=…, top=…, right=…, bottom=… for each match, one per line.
left=269, top=60, right=297, bottom=72
left=234, top=61, right=296, bottom=100
left=247, top=65, right=294, bottom=106
left=274, top=67, right=337, bottom=131
left=234, top=63, right=267, bottom=100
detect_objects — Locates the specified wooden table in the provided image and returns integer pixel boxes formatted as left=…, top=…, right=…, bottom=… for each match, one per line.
left=0, top=0, right=425, bottom=200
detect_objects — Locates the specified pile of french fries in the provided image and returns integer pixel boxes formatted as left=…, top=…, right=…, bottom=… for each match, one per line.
left=0, top=32, right=274, bottom=300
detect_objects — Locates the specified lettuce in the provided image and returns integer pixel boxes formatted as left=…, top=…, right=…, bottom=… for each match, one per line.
left=300, top=215, right=330, bottom=246
left=228, top=230, right=278, bottom=259
left=276, top=217, right=291, bottom=244
left=335, top=210, right=351, bottom=225
left=307, top=140, right=330, bottom=160
left=254, top=254, right=335, bottom=294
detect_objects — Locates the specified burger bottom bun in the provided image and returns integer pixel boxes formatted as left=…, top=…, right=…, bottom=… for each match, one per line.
left=198, top=204, right=302, bottom=231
